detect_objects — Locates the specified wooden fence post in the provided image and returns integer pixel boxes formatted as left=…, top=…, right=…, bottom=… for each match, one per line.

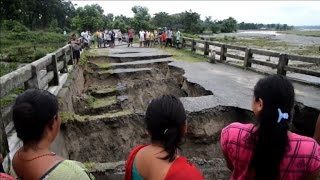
left=210, top=49, right=216, bottom=64
left=182, top=38, right=186, bottom=49
left=68, top=46, right=74, bottom=65
left=277, top=54, right=289, bottom=76
left=61, top=49, right=68, bottom=73
left=244, top=48, right=253, bottom=68
left=191, top=39, right=196, bottom=53
left=204, top=41, right=209, bottom=56
left=26, top=65, right=40, bottom=89
left=220, top=44, right=227, bottom=61
left=48, top=54, right=59, bottom=86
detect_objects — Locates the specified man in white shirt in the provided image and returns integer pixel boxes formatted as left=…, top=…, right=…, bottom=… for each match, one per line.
left=139, top=30, right=145, bottom=47
left=166, top=28, right=173, bottom=47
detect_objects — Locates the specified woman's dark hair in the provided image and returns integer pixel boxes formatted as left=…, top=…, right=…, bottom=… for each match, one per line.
left=145, top=95, right=186, bottom=162
left=250, top=75, right=295, bottom=180
left=12, top=89, right=58, bottom=144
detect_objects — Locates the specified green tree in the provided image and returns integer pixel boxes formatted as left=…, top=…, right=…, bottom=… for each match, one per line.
left=112, top=15, right=132, bottom=32
left=130, top=6, right=151, bottom=31
left=152, top=12, right=171, bottom=28
left=220, top=17, right=237, bottom=33
left=71, top=4, right=105, bottom=32
left=178, top=10, right=202, bottom=34
left=1, top=0, right=75, bottom=30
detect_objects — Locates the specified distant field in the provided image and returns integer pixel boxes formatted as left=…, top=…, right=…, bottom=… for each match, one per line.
left=0, top=31, right=68, bottom=76
left=278, top=30, right=320, bottom=37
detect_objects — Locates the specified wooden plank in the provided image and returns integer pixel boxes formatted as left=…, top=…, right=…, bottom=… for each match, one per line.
left=54, top=49, right=64, bottom=57
left=0, top=65, right=32, bottom=98
left=194, top=39, right=206, bottom=44
left=285, top=66, right=320, bottom=77
left=66, top=55, right=71, bottom=62
left=62, top=44, right=71, bottom=52
left=47, top=54, right=59, bottom=86
left=286, top=54, right=320, bottom=64
left=57, top=61, right=64, bottom=71
left=207, top=41, right=223, bottom=47
left=39, top=71, right=54, bottom=89
left=183, top=37, right=193, bottom=41
left=251, top=48, right=281, bottom=57
left=249, top=59, right=278, bottom=68
left=31, top=54, right=52, bottom=72
left=195, top=46, right=205, bottom=51
left=226, top=53, right=245, bottom=60
left=224, top=44, right=246, bottom=51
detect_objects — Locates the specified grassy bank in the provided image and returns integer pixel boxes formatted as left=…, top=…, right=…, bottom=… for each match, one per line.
left=278, top=30, right=320, bottom=37
left=160, top=47, right=208, bottom=62
left=207, top=36, right=320, bottom=57
left=0, top=31, right=68, bottom=76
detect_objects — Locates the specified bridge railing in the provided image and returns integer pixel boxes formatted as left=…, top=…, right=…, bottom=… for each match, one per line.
left=182, top=37, right=320, bottom=79
left=0, top=44, right=73, bottom=98
left=0, top=43, right=75, bottom=170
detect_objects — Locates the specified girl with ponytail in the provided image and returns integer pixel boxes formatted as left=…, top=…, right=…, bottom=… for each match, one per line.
left=220, top=74, right=320, bottom=180
left=125, top=95, right=203, bottom=180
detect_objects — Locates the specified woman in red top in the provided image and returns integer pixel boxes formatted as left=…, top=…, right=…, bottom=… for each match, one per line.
left=125, top=95, right=204, bottom=180
left=160, top=32, right=167, bottom=48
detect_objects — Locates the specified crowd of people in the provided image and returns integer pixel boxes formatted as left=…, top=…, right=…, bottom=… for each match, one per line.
left=135, top=28, right=181, bottom=48
left=67, top=27, right=183, bottom=65
left=80, top=29, right=123, bottom=49
left=0, top=74, right=319, bottom=179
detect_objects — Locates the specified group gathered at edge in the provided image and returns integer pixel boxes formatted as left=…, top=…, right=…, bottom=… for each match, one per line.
left=0, top=73, right=319, bottom=180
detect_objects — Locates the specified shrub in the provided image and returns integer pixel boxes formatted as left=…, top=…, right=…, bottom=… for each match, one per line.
left=33, top=48, right=49, bottom=60
left=1, top=20, right=29, bottom=32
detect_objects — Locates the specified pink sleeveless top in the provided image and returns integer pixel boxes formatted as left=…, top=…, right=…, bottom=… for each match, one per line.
left=221, top=122, right=320, bottom=180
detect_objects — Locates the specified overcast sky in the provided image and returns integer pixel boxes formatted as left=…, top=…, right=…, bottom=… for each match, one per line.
left=71, top=1, right=320, bottom=26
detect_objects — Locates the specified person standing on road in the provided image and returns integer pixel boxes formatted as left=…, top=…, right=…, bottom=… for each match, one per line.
left=166, top=28, right=173, bottom=47
left=128, top=27, right=134, bottom=47
left=139, top=29, right=145, bottom=48
left=150, top=31, right=155, bottom=48
left=70, top=34, right=81, bottom=64
left=175, top=29, right=181, bottom=49
left=161, top=31, right=167, bottom=48
left=117, top=31, right=122, bottom=44
left=145, top=31, right=150, bottom=47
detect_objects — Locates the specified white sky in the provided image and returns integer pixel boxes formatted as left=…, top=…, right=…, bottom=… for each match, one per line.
left=71, top=1, right=320, bottom=26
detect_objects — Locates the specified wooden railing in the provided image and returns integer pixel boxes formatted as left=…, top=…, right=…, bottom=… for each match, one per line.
left=182, top=37, right=320, bottom=79
left=0, top=44, right=73, bottom=98
left=0, top=43, right=75, bottom=167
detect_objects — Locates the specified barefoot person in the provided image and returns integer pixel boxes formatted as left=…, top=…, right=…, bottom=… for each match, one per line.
left=221, top=75, right=320, bottom=180
left=125, top=95, right=204, bottom=180
left=12, top=89, right=94, bottom=180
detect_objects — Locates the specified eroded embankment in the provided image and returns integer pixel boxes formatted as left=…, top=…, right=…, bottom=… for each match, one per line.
left=55, top=53, right=320, bottom=179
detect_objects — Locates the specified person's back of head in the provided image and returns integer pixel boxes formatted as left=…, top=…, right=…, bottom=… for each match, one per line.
left=250, top=74, right=295, bottom=180
left=12, top=89, right=59, bottom=145
left=145, top=95, right=186, bottom=162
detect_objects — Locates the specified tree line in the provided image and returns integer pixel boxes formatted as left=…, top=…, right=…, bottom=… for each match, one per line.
left=238, top=22, right=294, bottom=31
left=1, top=0, right=294, bottom=34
